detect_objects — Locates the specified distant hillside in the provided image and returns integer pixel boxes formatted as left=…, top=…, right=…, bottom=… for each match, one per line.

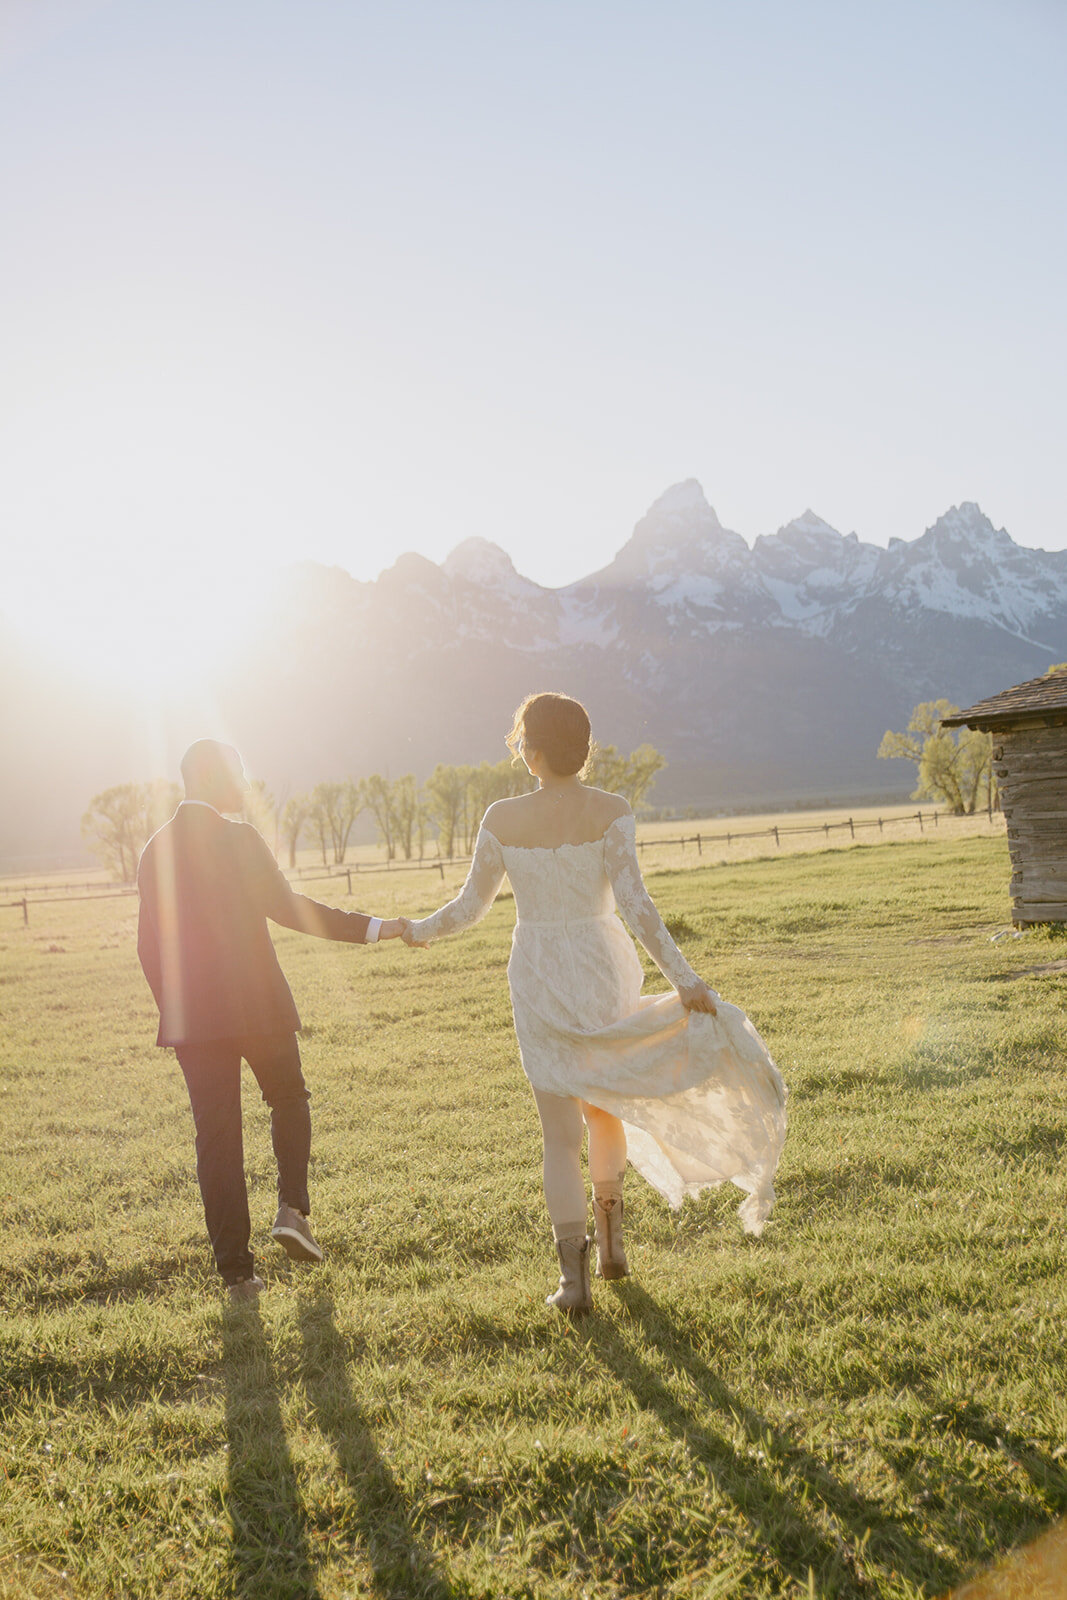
left=3, top=484, right=1064, bottom=869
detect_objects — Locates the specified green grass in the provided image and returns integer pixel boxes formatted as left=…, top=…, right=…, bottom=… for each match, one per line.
left=1, top=834, right=1065, bottom=1598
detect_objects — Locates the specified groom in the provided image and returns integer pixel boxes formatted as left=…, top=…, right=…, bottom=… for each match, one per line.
left=137, top=739, right=403, bottom=1300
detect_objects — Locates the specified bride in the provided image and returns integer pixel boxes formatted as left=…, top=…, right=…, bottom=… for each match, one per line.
left=401, top=692, right=787, bottom=1315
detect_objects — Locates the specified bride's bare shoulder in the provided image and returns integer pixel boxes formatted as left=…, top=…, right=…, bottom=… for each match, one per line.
left=481, top=794, right=532, bottom=842
left=585, top=788, right=633, bottom=823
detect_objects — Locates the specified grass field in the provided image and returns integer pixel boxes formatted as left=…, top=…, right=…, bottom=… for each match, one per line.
left=1, top=831, right=1064, bottom=1598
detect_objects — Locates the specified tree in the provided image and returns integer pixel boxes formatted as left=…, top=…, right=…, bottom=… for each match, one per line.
left=331, top=780, right=363, bottom=863
left=279, top=794, right=309, bottom=869
left=878, top=700, right=994, bottom=814
left=81, top=780, right=181, bottom=882
left=585, top=743, right=666, bottom=808
left=390, top=775, right=421, bottom=861
left=423, top=763, right=467, bottom=857
left=308, top=780, right=363, bottom=865
left=306, top=790, right=332, bottom=865
left=621, top=743, right=667, bottom=808
left=363, top=774, right=397, bottom=860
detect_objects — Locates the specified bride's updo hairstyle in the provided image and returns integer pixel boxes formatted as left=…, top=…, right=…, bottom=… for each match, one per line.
left=507, top=692, right=592, bottom=778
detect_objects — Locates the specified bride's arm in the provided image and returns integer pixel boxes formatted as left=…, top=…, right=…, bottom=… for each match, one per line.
left=604, top=814, right=717, bottom=1007
left=405, top=826, right=508, bottom=942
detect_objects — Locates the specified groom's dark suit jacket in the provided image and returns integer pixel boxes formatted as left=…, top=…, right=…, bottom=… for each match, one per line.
left=137, top=802, right=373, bottom=1047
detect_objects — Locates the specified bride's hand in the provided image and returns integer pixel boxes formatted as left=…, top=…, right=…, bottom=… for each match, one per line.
left=377, top=918, right=405, bottom=940
left=398, top=916, right=430, bottom=949
left=679, top=980, right=717, bottom=1015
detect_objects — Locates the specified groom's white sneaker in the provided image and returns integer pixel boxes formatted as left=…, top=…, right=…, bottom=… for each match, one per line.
left=271, top=1204, right=324, bottom=1262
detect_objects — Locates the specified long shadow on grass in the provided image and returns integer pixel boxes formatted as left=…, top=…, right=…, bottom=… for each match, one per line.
left=222, top=1301, right=322, bottom=1600
left=296, top=1292, right=457, bottom=1599
left=584, top=1284, right=950, bottom=1596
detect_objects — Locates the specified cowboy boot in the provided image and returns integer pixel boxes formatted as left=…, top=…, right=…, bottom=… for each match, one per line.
left=545, top=1235, right=592, bottom=1314
left=592, top=1186, right=630, bottom=1280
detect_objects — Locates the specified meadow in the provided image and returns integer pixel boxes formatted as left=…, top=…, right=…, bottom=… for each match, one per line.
left=0, top=828, right=1064, bottom=1599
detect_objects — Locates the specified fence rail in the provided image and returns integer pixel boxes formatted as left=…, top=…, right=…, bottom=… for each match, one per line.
left=2, top=808, right=997, bottom=924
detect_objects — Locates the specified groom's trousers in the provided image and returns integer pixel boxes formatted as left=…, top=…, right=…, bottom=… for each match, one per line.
left=175, top=1033, right=311, bottom=1285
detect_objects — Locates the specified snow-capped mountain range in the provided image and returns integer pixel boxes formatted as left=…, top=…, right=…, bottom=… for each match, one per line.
left=4, top=482, right=1065, bottom=865
left=274, top=480, right=1066, bottom=662
left=380, top=482, right=1065, bottom=652
left=222, top=481, right=1064, bottom=812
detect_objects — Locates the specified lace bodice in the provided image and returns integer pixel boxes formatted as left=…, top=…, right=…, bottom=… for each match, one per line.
left=409, top=814, right=703, bottom=991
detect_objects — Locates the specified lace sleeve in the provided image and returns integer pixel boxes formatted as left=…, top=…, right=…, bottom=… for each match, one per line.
left=604, top=814, right=705, bottom=990
left=408, top=826, right=508, bottom=942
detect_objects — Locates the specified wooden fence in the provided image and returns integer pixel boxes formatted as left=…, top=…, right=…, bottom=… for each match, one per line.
left=1, top=808, right=990, bottom=925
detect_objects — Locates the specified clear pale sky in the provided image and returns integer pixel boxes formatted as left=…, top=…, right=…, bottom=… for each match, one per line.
left=2, top=0, right=1065, bottom=683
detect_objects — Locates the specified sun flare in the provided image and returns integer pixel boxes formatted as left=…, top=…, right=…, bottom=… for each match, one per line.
left=8, top=556, right=274, bottom=700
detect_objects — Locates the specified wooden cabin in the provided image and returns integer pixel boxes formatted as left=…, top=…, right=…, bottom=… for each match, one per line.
left=943, top=670, right=1067, bottom=925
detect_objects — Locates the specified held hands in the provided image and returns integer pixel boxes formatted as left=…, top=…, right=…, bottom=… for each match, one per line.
left=678, top=980, right=718, bottom=1015
left=375, top=917, right=429, bottom=947
left=398, top=916, right=429, bottom=949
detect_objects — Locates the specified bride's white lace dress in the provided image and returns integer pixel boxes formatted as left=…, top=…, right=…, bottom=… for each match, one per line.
left=409, top=815, right=787, bottom=1234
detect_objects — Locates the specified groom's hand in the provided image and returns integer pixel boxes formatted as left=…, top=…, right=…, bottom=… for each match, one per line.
left=398, top=917, right=429, bottom=949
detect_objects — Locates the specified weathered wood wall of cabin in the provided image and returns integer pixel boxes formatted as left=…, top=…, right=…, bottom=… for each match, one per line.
left=996, top=718, right=1067, bottom=923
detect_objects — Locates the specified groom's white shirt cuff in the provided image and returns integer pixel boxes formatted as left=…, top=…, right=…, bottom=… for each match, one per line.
left=365, top=917, right=382, bottom=943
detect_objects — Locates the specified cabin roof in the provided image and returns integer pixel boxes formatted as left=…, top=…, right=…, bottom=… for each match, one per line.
left=942, top=670, right=1067, bottom=729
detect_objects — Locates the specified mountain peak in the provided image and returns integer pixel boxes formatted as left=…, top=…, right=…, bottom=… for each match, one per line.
left=780, top=510, right=840, bottom=540
left=444, top=537, right=523, bottom=587
left=620, top=479, right=740, bottom=567
left=752, top=510, right=878, bottom=598
left=645, top=478, right=719, bottom=521
left=921, top=503, right=1013, bottom=550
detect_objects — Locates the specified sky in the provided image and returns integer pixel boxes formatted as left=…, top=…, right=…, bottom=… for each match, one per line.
left=1, top=0, right=1065, bottom=684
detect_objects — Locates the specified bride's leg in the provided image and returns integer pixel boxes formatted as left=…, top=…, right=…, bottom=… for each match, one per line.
left=531, top=1087, right=592, bottom=1313
left=582, top=1102, right=630, bottom=1280
left=582, top=1102, right=626, bottom=1188
left=531, top=1088, right=587, bottom=1239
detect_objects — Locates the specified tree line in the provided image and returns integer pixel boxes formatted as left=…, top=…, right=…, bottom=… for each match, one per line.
left=81, top=744, right=667, bottom=882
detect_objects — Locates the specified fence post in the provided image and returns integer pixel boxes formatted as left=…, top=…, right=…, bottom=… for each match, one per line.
left=878, top=817, right=883, bottom=833
left=696, top=834, right=702, bottom=856
left=824, top=822, right=830, bottom=837
left=21, top=896, right=28, bottom=926
left=917, top=811, right=924, bottom=832
left=933, top=811, right=938, bottom=827
left=346, top=869, right=352, bottom=896
left=438, top=861, right=445, bottom=880
left=773, top=826, right=779, bottom=848
left=848, top=817, right=855, bottom=839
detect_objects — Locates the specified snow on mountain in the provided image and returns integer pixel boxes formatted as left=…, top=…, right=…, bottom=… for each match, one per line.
left=581, top=480, right=778, bottom=629
left=873, top=503, right=1067, bottom=644
left=751, top=511, right=881, bottom=629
